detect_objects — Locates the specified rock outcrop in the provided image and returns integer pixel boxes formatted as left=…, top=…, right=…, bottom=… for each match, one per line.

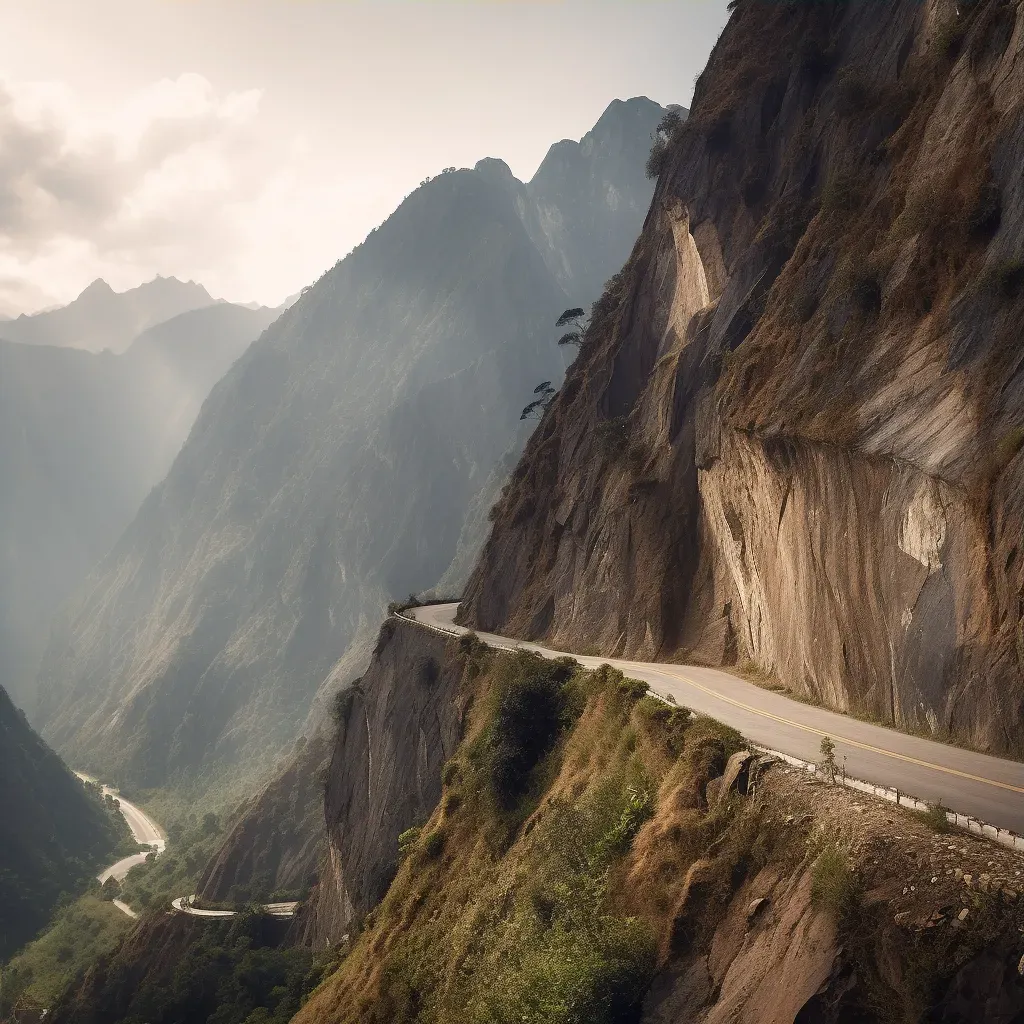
left=462, top=0, right=1024, bottom=754
left=298, top=620, right=466, bottom=948
left=33, top=98, right=668, bottom=797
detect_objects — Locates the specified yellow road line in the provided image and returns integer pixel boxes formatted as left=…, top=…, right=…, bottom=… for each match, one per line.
left=660, top=669, right=1024, bottom=797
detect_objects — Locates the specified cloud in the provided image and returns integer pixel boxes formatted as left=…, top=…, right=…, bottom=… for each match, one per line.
left=0, top=73, right=277, bottom=313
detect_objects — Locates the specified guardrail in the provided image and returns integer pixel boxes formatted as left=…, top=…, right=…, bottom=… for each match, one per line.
left=397, top=609, right=1024, bottom=855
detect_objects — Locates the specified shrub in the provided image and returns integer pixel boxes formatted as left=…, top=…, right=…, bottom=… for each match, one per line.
left=397, top=826, right=421, bottom=862
left=917, top=802, right=953, bottom=834
left=811, top=843, right=859, bottom=917
left=489, top=656, right=574, bottom=810
left=422, top=828, right=446, bottom=860
left=645, top=136, right=669, bottom=180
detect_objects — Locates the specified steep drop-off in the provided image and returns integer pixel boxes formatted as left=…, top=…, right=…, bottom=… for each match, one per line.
left=462, top=0, right=1024, bottom=754
left=0, top=301, right=276, bottom=708
left=0, top=684, right=124, bottom=960
left=295, top=619, right=1024, bottom=1022
left=33, top=98, right=668, bottom=799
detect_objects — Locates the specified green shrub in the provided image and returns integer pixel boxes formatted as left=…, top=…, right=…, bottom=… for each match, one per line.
left=811, top=843, right=859, bottom=918
left=422, top=828, right=446, bottom=860
left=487, top=654, right=576, bottom=811
left=917, top=802, right=953, bottom=834
left=397, top=826, right=422, bottom=862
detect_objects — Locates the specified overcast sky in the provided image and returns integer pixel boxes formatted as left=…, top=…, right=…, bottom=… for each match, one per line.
left=0, top=1, right=730, bottom=313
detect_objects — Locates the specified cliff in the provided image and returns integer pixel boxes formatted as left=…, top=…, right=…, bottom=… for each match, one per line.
left=295, top=619, right=1024, bottom=1022
left=461, top=0, right=1024, bottom=754
left=33, top=98, right=667, bottom=799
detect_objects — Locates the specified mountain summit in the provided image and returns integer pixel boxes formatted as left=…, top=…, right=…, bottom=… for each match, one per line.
left=34, top=98, right=671, bottom=799
left=0, top=275, right=215, bottom=353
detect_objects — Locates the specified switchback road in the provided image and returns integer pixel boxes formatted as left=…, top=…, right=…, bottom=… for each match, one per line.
left=410, top=603, right=1024, bottom=838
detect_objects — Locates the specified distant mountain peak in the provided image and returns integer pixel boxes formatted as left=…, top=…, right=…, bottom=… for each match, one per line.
left=77, top=278, right=115, bottom=300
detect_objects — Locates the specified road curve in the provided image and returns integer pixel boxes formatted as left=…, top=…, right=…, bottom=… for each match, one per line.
left=410, top=603, right=1024, bottom=837
left=76, top=773, right=166, bottom=884
left=172, top=895, right=298, bottom=919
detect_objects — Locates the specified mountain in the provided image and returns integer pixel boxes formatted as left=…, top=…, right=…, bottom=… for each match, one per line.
left=462, top=0, right=1024, bottom=756
left=32, top=97, right=670, bottom=800
left=0, top=276, right=215, bottom=353
left=0, top=684, right=123, bottom=960
left=0, top=302, right=277, bottom=708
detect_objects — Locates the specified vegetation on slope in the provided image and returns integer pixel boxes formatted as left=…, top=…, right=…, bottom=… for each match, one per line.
left=0, top=685, right=129, bottom=960
left=1, top=895, right=132, bottom=1013
left=296, top=644, right=759, bottom=1023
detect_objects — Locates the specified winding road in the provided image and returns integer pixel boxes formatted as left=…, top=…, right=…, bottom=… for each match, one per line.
left=76, top=774, right=166, bottom=919
left=409, top=603, right=1024, bottom=838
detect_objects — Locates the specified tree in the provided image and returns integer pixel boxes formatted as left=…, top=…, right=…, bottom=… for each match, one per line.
left=520, top=381, right=556, bottom=420
left=556, top=307, right=588, bottom=347
left=646, top=107, right=686, bottom=180
left=819, top=735, right=838, bottom=785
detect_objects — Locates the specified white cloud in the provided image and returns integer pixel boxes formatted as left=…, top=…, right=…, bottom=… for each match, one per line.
left=0, top=71, right=345, bottom=314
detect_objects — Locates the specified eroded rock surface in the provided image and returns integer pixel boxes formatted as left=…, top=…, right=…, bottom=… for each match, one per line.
left=462, top=0, right=1024, bottom=754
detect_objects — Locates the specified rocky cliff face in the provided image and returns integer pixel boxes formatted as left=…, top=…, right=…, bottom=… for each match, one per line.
left=462, top=0, right=1024, bottom=755
left=33, top=98, right=667, bottom=797
left=295, top=619, right=1024, bottom=1022
left=298, top=620, right=466, bottom=948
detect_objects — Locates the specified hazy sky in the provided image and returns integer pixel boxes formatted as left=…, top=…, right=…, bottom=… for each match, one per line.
left=0, top=1, right=730, bottom=313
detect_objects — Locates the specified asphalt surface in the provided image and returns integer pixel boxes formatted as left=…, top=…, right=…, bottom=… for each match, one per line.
left=172, top=896, right=298, bottom=919
left=76, top=773, right=166, bottom=886
left=410, top=603, right=1024, bottom=836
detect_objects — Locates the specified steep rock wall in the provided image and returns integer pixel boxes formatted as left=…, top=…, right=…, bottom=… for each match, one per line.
left=299, top=620, right=467, bottom=948
left=462, top=0, right=1024, bottom=754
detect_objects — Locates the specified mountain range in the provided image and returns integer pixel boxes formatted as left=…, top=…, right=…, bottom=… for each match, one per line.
left=0, top=298, right=278, bottom=707
left=31, top=97, right=672, bottom=802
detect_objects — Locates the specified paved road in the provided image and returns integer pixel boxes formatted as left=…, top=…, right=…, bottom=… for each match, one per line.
left=410, top=604, right=1024, bottom=837
left=76, top=773, right=166, bottom=885
left=172, top=895, right=298, bottom=919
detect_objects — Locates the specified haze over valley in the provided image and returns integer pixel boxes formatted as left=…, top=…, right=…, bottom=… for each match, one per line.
left=4, top=2, right=1024, bottom=1022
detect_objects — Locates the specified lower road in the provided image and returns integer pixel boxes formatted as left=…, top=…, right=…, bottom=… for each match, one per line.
left=76, top=773, right=166, bottom=917
left=172, top=896, right=298, bottom=919
left=410, top=604, right=1024, bottom=837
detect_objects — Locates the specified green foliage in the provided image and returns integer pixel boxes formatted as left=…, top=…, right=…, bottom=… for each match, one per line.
left=811, top=843, right=859, bottom=918
left=1, top=894, right=131, bottom=1010
left=422, top=828, right=446, bottom=860
left=591, top=785, right=654, bottom=863
left=51, top=911, right=315, bottom=1024
left=485, top=653, right=578, bottom=811
left=0, top=689, right=130, bottom=960
left=818, top=735, right=838, bottom=784
left=398, top=827, right=422, bottom=862
left=119, top=811, right=227, bottom=913
left=917, top=801, right=953, bottom=834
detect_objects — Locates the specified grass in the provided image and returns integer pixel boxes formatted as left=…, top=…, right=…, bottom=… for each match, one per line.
left=1, top=894, right=131, bottom=1011
left=916, top=801, right=953, bottom=834
left=811, top=842, right=859, bottom=919
left=292, top=649, right=758, bottom=1024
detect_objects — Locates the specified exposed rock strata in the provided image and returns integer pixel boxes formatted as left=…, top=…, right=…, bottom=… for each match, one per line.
left=462, top=0, right=1024, bottom=754
left=299, top=620, right=466, bottom=947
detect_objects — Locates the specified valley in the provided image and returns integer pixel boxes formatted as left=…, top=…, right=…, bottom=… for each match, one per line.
left=6, top=0, right=1024, bottom=1020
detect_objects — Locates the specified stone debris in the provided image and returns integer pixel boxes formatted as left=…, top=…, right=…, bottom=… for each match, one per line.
left=958, top=908, right=969, bottom=922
